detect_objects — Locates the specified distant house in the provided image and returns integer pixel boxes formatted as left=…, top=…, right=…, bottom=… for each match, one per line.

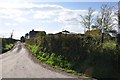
left=62, top=30, right=70, bottom=34
left=56, top=30, right=70, bottom=34
left=28, top=29, right=46, bottom=39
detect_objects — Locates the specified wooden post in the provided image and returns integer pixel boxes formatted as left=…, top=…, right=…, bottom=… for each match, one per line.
left=101, top=16, right=105, bottom=43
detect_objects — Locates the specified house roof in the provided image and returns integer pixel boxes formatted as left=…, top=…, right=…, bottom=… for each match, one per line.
left=109, top=33, right=116, bottom=37
left=62, top=30, right=70, bottom=33
left=29, top=29, right=46, bottom=34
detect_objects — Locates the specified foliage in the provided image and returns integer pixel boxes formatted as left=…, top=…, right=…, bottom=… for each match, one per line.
left=4, top=44, right=14, bottom=51
left=80, top=7, right=95, bottom=31
left=20, top=36, right=25, bottom=42
left=117, top=34, right=120, bottom=45
left=85, top=29, right=101, bottom=40
left=85, top=29, right=114, bottom=42
left=1, top=38, right=16, bottom=53
left=26, top=33, right=119, bottom=79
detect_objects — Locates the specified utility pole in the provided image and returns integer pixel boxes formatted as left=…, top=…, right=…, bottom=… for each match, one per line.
left=10, top=30, right=14, bottom=39
left=101, top=16, right=105, bottom=43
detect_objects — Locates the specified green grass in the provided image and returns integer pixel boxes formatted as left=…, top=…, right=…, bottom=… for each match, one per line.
left=26, top=44, right=88, bottom=77
left=2, top=43, right=15, bottom=53
left=1, top=38, right=16, bottom=53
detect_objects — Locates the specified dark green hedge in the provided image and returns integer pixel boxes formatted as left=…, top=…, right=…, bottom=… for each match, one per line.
left=26, top=34, right=119, bottom=79
left=1, top=38, right=16, bottom=53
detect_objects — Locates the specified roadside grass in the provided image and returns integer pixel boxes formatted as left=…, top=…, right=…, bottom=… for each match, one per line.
left=2, top=43, right=15, bottom=53
left=1, top=38, right=17, bottom=53
left=26, top=44, right=88, bottom=78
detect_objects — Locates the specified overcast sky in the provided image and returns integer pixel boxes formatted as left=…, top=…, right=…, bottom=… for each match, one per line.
left=0, top=0, right=118, bottom=39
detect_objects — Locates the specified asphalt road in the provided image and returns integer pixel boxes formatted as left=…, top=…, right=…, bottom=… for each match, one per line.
left=0, top=42, right=95, bottom=79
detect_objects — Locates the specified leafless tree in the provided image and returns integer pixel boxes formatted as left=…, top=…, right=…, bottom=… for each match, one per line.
left=96, top=4, right=115, bottom=30
left=80, top=7, right=95, bottom=31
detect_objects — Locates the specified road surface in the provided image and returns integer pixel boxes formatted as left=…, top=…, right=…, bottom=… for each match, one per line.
left=0, top=42, right=94, bottom=79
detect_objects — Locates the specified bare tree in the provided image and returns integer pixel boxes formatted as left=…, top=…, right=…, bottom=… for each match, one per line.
left=114, top=6, right=118, bottom=22
left=96, top=4, right=114, bottom=31
left=95, top=16, right=102, bottom=28
left=80, top=7, right=95, bottom=31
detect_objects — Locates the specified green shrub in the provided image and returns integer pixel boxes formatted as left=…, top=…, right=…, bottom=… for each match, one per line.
left=26, top=33, right=119, bottom=79
left=31, top=45, right=39, bottom=54
left=66, top=69, right=76, bottom=73
left=45, top=53, right=56, bottom=65
left=102, top=41, right=116, bottom=49
left=2, top=38, right=16, bottom=53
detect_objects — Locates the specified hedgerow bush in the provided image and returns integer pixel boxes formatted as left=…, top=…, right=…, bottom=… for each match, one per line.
left=26, top=33, right=119, bottom=79
left=2, top=38, right=16, bottom=53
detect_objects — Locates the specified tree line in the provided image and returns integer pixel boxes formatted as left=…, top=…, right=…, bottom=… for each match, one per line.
left=80, top=4, right=118, bottom=32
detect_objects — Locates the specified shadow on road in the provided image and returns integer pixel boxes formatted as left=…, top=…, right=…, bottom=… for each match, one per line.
left=16, top=44, right=22, bottom=53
